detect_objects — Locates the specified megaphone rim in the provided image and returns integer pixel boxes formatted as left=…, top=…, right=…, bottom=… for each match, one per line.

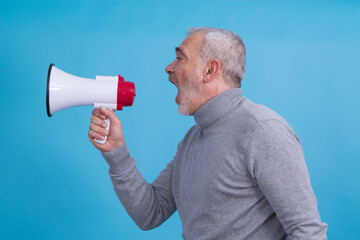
left=46, top=63, right=54, bottom=117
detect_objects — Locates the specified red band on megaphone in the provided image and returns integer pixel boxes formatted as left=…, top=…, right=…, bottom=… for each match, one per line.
left=117, top=74, right=136, bottom=110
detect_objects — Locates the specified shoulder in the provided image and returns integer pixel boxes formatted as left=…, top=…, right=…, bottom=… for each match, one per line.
left=235, top=98, right=293, bottom=132
left=239, top=98, right=302, bottom=154
left=220, top=97, right=286, bottom=133
left=239, top=98, right=287, bottom=124
left=225, top=97, right=300, bottom=147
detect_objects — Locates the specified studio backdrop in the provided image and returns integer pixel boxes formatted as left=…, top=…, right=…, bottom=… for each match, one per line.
left=1, top=1, right=359, bottom=239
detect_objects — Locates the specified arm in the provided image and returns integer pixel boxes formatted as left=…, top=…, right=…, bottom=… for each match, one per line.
left=89, top=107, right=177, bottom=230
left=246, top=120, right=328, bottom=239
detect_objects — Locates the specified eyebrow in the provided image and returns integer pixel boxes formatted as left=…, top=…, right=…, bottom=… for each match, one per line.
left=175, top=47, right=185, bottom=55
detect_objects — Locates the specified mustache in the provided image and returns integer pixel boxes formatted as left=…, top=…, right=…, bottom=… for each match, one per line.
left=169, top=74, right=179, bottom=85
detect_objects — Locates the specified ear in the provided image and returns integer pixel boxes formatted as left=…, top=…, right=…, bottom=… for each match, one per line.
left=203, top=59, right=221, bottom=83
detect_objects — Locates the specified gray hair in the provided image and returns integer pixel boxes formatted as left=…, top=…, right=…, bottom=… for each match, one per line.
left=187, top=27, right=246, bottom=88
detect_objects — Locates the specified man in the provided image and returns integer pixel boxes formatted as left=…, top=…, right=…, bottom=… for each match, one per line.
left=88, top=27, right=328, bottom=239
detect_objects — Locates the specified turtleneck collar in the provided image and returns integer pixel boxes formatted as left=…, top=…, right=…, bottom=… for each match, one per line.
left=193, top=88, right=244, bottom=128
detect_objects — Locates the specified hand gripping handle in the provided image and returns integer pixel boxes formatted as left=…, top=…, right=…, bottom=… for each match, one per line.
left=94, top=118, right=110, bottom=144
left=93, top=103, right=115, bottom=145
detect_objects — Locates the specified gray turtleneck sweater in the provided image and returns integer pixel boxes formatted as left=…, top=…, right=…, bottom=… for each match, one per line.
left=102, top=88, right=327, bottom=240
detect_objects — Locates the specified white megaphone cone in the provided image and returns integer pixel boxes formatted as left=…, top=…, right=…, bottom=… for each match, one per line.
left=46, top=63, right=136, bottom=144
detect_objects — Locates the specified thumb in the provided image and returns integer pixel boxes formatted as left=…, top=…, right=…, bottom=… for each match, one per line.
left=99, top=107, right=119, bottom=123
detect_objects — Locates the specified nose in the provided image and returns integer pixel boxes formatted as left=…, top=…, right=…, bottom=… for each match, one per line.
left=165, top=60, right=176, bottom=74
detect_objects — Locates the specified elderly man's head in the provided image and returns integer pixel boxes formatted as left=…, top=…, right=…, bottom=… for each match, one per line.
left=166, top=27, right=246, bottom=115
left=187, top=27, right=246, bottom=88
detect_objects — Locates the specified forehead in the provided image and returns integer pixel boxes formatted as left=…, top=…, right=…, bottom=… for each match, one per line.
left=177, top=32, right=204, bottom=56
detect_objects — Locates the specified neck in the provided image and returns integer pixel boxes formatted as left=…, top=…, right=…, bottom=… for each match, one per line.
left=193, top=88, right=243, bottom=127
left=196, top=81, right=232, bottom=111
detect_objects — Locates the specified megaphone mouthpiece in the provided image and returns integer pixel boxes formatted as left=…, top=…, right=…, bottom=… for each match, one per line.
left=116, top=74, right=136, bottom=110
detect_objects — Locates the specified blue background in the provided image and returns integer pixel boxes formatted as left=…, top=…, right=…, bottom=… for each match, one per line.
left=1, top=0, right=359, bottom=239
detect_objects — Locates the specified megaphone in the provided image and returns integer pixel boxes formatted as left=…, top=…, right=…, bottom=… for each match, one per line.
left=46, top=63, right=136, bottom=144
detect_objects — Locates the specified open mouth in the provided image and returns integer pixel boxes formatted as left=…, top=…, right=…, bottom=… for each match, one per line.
left=169, top=76, right=180, bottom=104
left=169, top=75, right=178, bottom=87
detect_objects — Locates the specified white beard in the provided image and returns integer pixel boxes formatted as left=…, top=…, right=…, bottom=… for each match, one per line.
left=177, top=67, right=203, bottom=115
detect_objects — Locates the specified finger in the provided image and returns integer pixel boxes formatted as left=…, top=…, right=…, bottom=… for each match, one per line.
left=88, top=130, right=96, bottom=141
left=100, top=107, right=119, bottom=123
left=89, top=123, right=109, bottom=136
left=92, top=109, right=106, bottom=120
left=92, top=108, right=101, bottom=117
left=90, top=116, right=108, bottom=128
left=88, top=130, right=106, bottom=141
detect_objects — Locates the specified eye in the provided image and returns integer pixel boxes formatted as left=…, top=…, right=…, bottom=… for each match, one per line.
left=176, top=57, right=182, bottom=61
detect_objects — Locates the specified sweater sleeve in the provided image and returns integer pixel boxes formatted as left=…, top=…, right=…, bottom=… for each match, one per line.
left=245, top=120, right=328, bottom=240
left=101, top=143, right=177, bottom=230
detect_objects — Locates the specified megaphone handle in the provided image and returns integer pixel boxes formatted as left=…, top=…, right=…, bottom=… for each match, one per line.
left=94, top=118, right=110, bottom=144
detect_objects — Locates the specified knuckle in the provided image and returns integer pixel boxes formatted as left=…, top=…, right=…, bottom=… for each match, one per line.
left=91, top=116, right=101, bottom=124
left=92, top=110, right=100, bottom=117
left=92, top=131, right=98, bottom=138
